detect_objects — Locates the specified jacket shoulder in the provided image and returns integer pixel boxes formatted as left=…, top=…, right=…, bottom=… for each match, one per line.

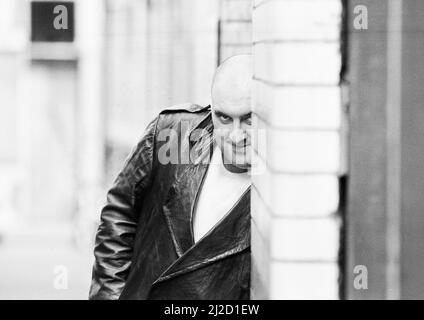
left=159, top=103, right=210, bottom=115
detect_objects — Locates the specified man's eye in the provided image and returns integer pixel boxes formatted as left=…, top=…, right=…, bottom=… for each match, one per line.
left=219, top=114, right=231, bottom=122
left=244, top=117, right=252, bottom=125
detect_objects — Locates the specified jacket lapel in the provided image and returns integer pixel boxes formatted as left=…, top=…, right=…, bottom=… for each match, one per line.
left=155, top=187, right=251, bottom=285
left=162, top=163, right=209, bottom=256
left=162, top=112, right=214, bottom=256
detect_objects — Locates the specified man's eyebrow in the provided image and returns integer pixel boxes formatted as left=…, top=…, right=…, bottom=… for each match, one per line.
left=214, top=110, right=231, bottom=118
left=240, top=112, right=252, bottom=120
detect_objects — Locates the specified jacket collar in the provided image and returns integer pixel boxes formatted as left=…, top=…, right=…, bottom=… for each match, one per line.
left=189, top=110, right=214, bottom=165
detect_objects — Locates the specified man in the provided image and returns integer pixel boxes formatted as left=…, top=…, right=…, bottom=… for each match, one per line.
left=89, top=55, right=252, bottom=300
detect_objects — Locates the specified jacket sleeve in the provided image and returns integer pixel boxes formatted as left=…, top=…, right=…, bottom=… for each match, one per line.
left=88, top=116, right=159, bottom=300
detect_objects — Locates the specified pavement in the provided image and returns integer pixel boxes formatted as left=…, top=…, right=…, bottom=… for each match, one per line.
left=0, top=221, right=94, bottom=300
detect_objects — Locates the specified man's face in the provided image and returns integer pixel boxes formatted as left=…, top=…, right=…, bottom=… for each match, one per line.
left=211, top=97, right=252, bottom=170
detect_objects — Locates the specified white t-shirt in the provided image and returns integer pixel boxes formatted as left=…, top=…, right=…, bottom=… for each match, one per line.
left=193, top=147, right=251, bottom=243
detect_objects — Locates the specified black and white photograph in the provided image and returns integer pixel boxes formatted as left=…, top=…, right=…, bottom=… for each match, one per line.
left=0, top=0, right=423, bottom=308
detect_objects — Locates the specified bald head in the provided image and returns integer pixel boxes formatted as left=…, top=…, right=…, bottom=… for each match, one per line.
left=211, top=54, right=252, bottom=109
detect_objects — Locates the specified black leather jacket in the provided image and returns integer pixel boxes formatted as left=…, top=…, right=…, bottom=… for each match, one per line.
left=89, top=104, right=251, bottom=300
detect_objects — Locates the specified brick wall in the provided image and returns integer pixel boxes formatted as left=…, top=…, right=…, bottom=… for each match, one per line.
left=251, top=0, right=343, bottom=299
left=219, top=0, right=252, bottom=63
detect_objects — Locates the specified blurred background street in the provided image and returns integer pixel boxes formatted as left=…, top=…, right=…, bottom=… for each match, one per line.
left=0, top=222, right=92, bottom=299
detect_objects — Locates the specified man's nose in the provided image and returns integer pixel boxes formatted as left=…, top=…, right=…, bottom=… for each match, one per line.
left=229, top=123, right=247, bottom=146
